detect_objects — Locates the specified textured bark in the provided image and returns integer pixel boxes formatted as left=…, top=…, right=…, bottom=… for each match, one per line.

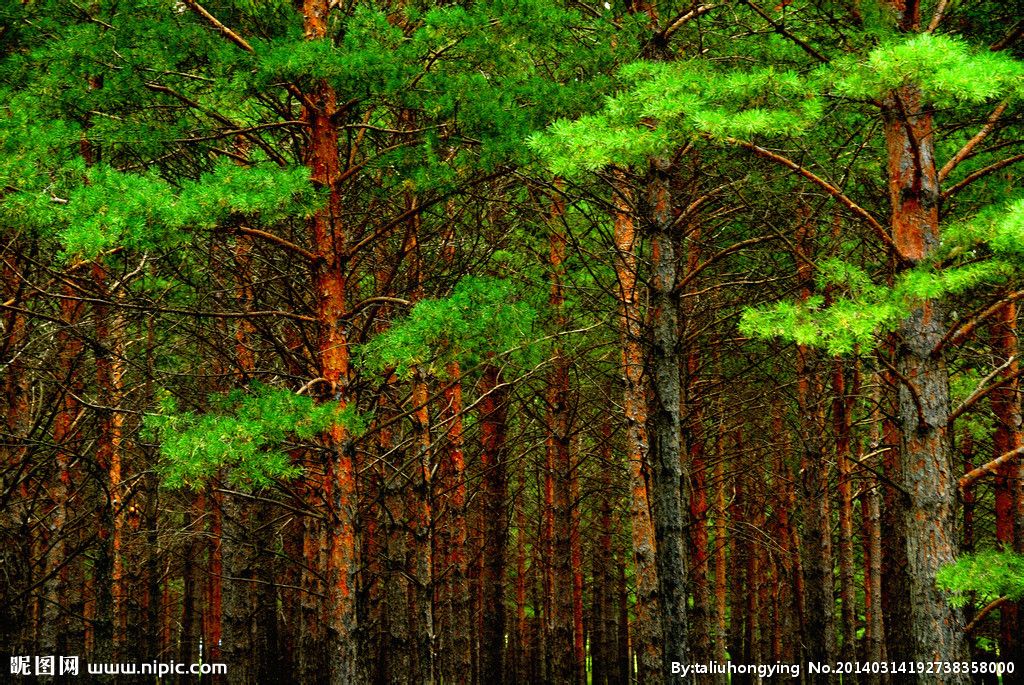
left=615, top=549, right=631, bottom=684
left=729, top=443, right=749, bottom=685
left=569, top=457, right=585, bottom=685
left=771, top=411, right=799, bottom=668
left=863, top=382, right=884, bottom=685
left=884, top=81, right=968, bottom=677
left=437, top=357, right=471, bottom=684
left=404, top=191, right=436, bottom=685
left=479, top=364, right=510, bottom=682
left=207, top=492, right=223, bottom=666
left=611, top=168, right=662, bottom=683
left=880, top=360, right=913, bottom=672
left=645, top=156, right=689, bottom=679
left=0, top=255, right=32, bottom=653
left=512, top=472, right=529, bottom=685
left=221, top=492, right=255, bottom=685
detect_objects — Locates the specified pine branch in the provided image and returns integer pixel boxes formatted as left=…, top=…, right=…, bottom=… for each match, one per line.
left=724, top=137, right=895, bottom=252
left=739, top=0, right=829, bottom=64
left=991, top=20, right=1024, bottom=52
left=942, top=153, right=1024, bottom=200
left=926, top=0, right=950, bottom=33
left=938, top=101, right=1008, bottom=183
left=237, top=226, right=319, bottom=263
left=936, top=289, right=1024, bottom=353
left=959, top=445, right=1024, bottom=490
left=948, top=361, right=1024, bottom=425
left=178, top=0, right=319, bottom=113
left=964, top=597, right=1009, bottom=633
left=660, top=4, right=718, bottom=41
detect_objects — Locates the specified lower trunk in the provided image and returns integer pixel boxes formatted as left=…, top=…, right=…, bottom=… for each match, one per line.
left=896, top=302, right=968, bottom=676
left=990, top=302, right=1021, bottom=666
left=880, top=353, right=913, bottom=672
left=479, top=364, right=510, bottom=682
left=835, top=359, right=859, bottom=679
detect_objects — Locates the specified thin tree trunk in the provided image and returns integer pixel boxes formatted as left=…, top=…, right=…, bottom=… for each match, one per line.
left=863, top=378, right=885, bottom=685
left=835, top=358, right=858, bottom=679
left=545, top=186, right=576, bottom=684
left=43, top=284, right=85, bottom=658
left=880, top=341, right=912, bottom=679
left=989, top=302, right=1021, bottom=667
left=794, top=217, right=836, bottom=682
left=592, top=419, right=615, bottom=685
left=479, top=364, right=510, bottom=682
left=683, top=229, right=712, bottom=670
left=611, top=167, right=662, bottom=683
left=301, top=1, right=359, bottom=679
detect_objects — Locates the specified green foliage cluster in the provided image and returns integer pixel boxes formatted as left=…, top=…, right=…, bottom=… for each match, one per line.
left=740, top=197, right=1024, bottom=355
left=359, top=275, right=538, bottom=378
left=531, top=61, right=823, bottom=176
left=831, top=34, right=1024, bottom=106
left=146, top=384, right=362, bottom=489
left=56, top=162, right=318, bottom=259
left=937, top=552, right=1024, bottom=607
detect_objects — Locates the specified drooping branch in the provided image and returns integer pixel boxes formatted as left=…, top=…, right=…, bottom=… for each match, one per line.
left=660, top=4, right=718, bottom=41
left=178, top=0, right=319, bottom=113
left=926, top=0, right=950, bottom=33
left=179, top=0, right=254, bottom=52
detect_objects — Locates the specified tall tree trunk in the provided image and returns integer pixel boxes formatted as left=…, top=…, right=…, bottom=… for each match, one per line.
left=404, top=189, right=436, bottom=685
left=835, top=358, right=859, bottom=679
left=989, top=302, right=1021, bottom=667
left=545, top=186, right=576, bottom=684
left=611, top=168, right=662, bottom=683
left=863, top=379, right=885, bottom=685
left=794, top=218, right=836, bottom=682
left=683, top=229, right=712, bottom=669
left=645, top=155, right=689, bottom=679
left=479, top=363, right=510, bottom=682
left=42, top=284, right=85, bottom=658
left=713, top=411, right=728, bottom=674
left=301, top=1, right=359, bottom=679
left=883, top=76, right=968, bottom=675
left=880, top=341, right=912, bottom=676
left=591, top=419, right=615, bottom=685
left=92, top=262, right=125, bottom=665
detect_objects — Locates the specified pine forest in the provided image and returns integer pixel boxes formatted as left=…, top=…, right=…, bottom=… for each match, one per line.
left=4, top=0, right=1024, bottom=683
